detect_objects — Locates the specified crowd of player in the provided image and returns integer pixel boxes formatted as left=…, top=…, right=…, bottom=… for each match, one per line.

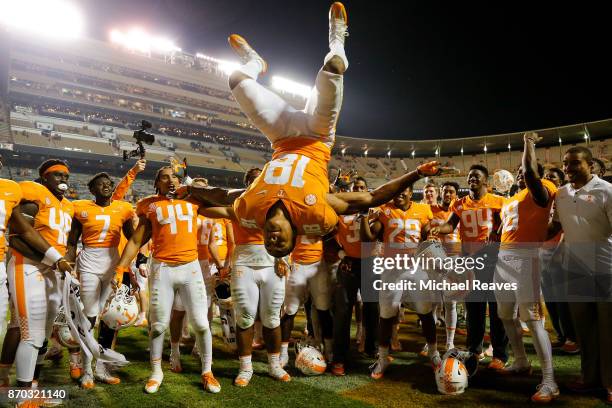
left=0, top=2, right=610, bottom=407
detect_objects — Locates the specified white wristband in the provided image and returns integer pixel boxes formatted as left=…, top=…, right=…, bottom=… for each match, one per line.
left=41, top=247, right=62, bottom=266
left=183, top=175, right=193, bottom=186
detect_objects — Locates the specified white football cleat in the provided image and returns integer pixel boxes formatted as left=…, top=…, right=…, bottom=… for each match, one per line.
left=268, top=365, right=291, bottom=382
left=94, top=361, right=120, bottom=385
left=325, top=2, right=349, bottom=70
left=202, top=372, right=221, bottom=393
left=369, top=356, right=392, bottom=380
left=144, top=377, right=162, bottom=394
left=233, top=369, right=253, bottom=387
left=531, top=383, right=560, bottom=403
left=228, top=34, right=268, bottom=75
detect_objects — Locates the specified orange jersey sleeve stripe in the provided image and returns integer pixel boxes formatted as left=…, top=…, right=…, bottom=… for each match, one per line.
left=14, top=252, right=28, bottom=333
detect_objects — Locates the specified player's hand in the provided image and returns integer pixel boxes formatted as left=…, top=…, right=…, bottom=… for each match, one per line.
left=367, top=208, right=380, bottom=222
left=218, top=266, right=231, bottom=281
left=55, top=258, right=76, bottom=278
left=129, top=271, right=140, bottom=295
left=524, top=132, right=542, bottom=145
left=429, top=226, right=441, bottom=237
left=274, top=259, right=290, bottom=278
left=417, top=161, right=441, bottom=177
left=132, top=159, right=147, bottom=174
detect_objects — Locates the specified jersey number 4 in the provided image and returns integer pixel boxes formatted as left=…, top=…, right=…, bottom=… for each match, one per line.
left=264, top=154, right=310, bottom=187
left=156, top=203, right=194, bottom=234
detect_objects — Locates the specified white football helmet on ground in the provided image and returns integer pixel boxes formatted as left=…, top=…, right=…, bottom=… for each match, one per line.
left=294, top=341, right=326, bottom=376
left=101, top=284, right=139, bottom=330
left=435, top=348, right=469, bottom=395
left=54, top=306, right=80, bottom=348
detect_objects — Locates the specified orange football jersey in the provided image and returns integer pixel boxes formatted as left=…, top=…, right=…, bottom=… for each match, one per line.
left=233, top=137, right=337, bottom=238
left=136, top=195, right=199, bottom=263
left=336, top=214, right=365, bottom=258
left=210, top=218, right=231, bottom=261
left=291, top=235, right=323, bottom=264
left=197, top=215, right=213, bottom=260
left=231, top=220, right=264, bottom=246
left=19, top=181, right=74, bottom=255
left=430, top=204, right=460, bottom=243
left=501, top=179, right=557, bottom=243
left=450, top=193, right=504, bottom=243
left=73, top=200, right=134, bottom=248
left=0, top=179, right=23, bottom=261
left=377, top=202, right=433, bottom=255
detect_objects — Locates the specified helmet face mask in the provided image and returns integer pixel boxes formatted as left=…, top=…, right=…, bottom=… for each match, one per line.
left=53, top=306, right=80, bottom=348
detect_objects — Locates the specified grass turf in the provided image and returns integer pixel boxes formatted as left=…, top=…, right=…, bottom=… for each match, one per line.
left=1, top=312, right=608, bottom=408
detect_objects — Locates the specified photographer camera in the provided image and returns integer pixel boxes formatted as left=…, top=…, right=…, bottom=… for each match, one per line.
left=123, top=120, right=155, bottom=161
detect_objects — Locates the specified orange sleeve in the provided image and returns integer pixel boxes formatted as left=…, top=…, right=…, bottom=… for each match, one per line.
left=112, top=168, right=137, bottom=201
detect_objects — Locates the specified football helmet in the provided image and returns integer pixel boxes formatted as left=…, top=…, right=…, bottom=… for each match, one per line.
left=435, top=348, right=469, bottom=395
left=101, top=284, right=139, bottom=330
left=294, top=341, right=326, bottom=376
left=54, top=306, right=80, bottom=348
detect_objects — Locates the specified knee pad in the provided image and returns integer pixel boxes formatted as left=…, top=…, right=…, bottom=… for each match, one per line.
left=150, top=321, right=168, bottom=339
left=379, top=303, right=400, bottom=320
left=519, top=302, right=545, bottom=322
left=413, top=301, right=433, bottom=315
left=496, top=302, right=517, bottom=321
left=261, top=312, right=280, bottom=330
left=189, top=315, right=210, bottom=334
left=236, top=313, right=255, bottom=330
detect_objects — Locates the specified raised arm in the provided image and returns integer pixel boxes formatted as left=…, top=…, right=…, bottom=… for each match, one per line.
left=187, top=184, right=244, bottom=207
left=327, top=162, right=442, bottom=215
left=112, top=159, right=146, bottom=201
left=360, top=212, right=383, bottom=242
left=198, top=206, right=236, bottom=220
left=523, top=132, right=550, bottom=208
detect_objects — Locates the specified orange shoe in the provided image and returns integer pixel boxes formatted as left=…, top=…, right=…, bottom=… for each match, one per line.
left=144, top=378, right=161, bottom=394
left=202, top=372, right=221, bottom=393
left=561, top=340, right=580, bottom=354
left=499, top=363, right=532, bottom=376
left=531, top=383, right=560, bottom=403
left=228, top=34, right=267, bottom=74
left=369, top=356, right=392, bottom=380
left=16, top=399, right=42, bottom=408
left=234, top=369, right=253, bottom=387
left=331, top=362, right=345, bottom=376
left=330, top=2, right=348, bottom=25
left=69, top=362, right=83, bottom=380
left=487, top=358, right=507, bottom=371
left=80, top=373, right=95, bottom=389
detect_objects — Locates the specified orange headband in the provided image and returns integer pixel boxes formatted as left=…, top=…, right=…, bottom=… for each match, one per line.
left=43, top=164, right=70, bottom=176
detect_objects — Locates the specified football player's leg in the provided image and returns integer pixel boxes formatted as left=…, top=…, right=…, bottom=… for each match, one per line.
left=0, top=263, right=8, bottom=340
left=280, top=263, right=309, bottom=365
left=444, top=301, right=457, bottom=349
left=146, top=261, right=174, bottom=393
left=231, top=264, right=259, bottom=387
left=180, top=261, right=219, bottom=393
left=259, top=266, right=289, bottom=382
left=8, top=256, right=46, bottom=387
left=43, top=271, right=68, bottom=380
left=168, top=299, right=185, bottom=374
left=332, top=258, right=359, bottom=371
left=371, top=270, right=403, bottom=379
left=78, top=271, right=101, bottom=384
left=308, top=262, right=334, bottom=362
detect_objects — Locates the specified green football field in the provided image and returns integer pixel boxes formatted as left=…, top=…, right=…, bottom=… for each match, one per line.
left=1, top=312, right=608, bottom=408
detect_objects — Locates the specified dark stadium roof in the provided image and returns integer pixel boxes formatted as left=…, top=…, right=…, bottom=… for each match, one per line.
left=334, top=118, right=612, bottom=158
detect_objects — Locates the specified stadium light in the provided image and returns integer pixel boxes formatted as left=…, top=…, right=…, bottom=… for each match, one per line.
left=364, top=149, right=368, bottom=157
left=434, top=147, right=439, bottom=156
left=110, top=28, right=181, bottom=54
left=483, top=145, right=488, bottom=153
left=558, top=137, right=562, bottom=144
left=196, top=53, right=240, bottom=75
left=0, top=0, right=84, bottom=39
left=411, top=150, right=415, bottom=158
left=271, top=76, right=312, bottom=99
left=460, top=147, right=464, bottom=155
left=583, top=134, right=588, bottom=140
left=387, top=150, right=391, bottom=158
left=507, top=143, right=511, bottom=150
left=341, top=147, right=347, bottom=156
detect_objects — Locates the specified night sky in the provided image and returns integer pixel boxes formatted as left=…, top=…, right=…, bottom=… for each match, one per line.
left=83, top=0, right=612, bottom=140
